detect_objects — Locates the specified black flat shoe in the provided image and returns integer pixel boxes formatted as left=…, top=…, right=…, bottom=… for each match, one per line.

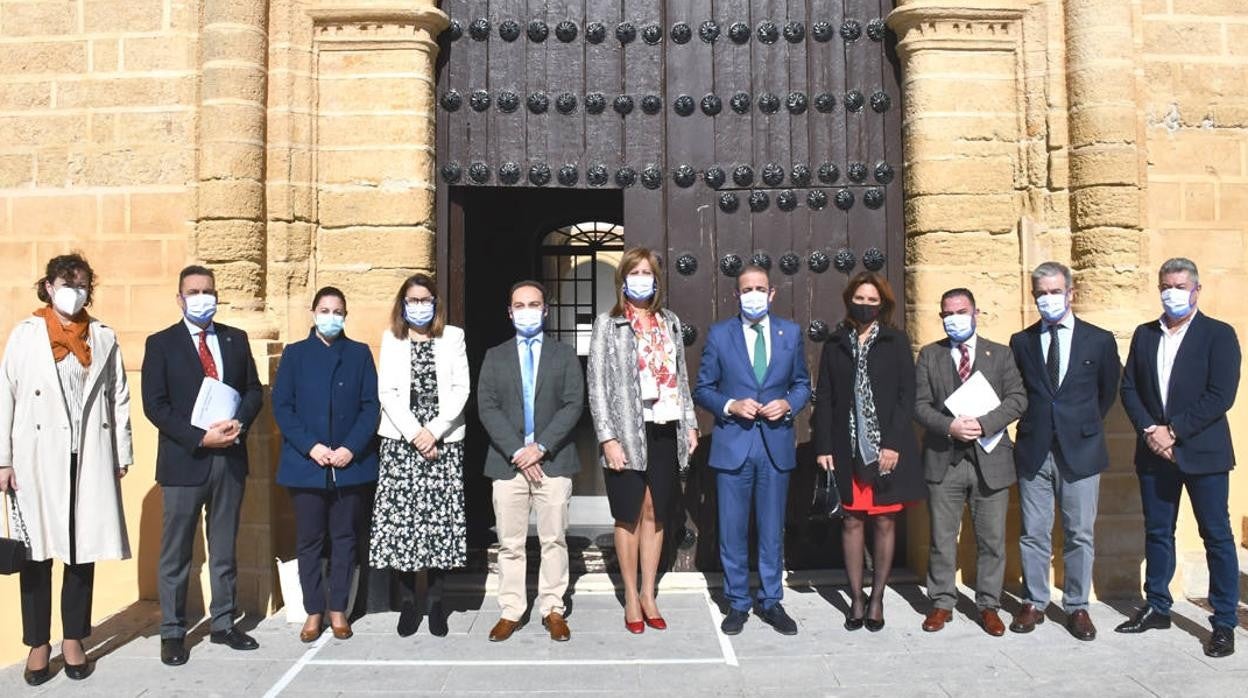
left=23, top=666, right=52, bottom=686
left=1114, top=606, right=1171, bottom=634
left=64, top=660, right=94, bottom=680
left=1205, top=625, right=1236, bottom=658
left=210, top=628, right=259, bottom=650
left=427, top=602, right=449, bottom=638
left=160, top=638, right=188, bottom=666
left=397, top=606, right=421, bottom=637
left=720, top=608, right=749, bottom=635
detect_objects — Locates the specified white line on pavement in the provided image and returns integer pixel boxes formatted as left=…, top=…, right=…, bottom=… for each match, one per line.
left=306, top=658, right=727, bottom=667
left=261, top=631, right=330, bottom=698
left=704, top=588, right=739, bottom=667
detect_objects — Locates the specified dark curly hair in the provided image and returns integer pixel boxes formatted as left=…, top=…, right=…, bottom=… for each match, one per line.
left=35, top=252, right=96, bottom=308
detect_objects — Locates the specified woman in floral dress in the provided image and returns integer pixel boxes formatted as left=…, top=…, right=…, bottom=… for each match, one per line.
left=371, top=274, right=470, bottom=638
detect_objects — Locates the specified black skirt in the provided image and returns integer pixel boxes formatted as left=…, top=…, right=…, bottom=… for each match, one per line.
left=604, top=422, right=679, bottom=524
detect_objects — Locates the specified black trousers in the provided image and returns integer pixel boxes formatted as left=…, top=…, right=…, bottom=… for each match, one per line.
left=20, top=453, right=95, bottom=647
left=290, top=485, right=367, bottom=615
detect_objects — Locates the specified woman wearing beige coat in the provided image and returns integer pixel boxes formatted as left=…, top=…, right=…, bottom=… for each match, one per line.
left=0, top=253, right=133, bottom=685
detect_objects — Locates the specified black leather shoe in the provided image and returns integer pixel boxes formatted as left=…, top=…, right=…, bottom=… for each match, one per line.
left=427, top=602, right=449, bottom=637
left=1114, top=606, right=1172, bottom=634
left=23, top=666, right=52, bottom=686
left=64, top=660, right=94, bottom=680
left=397, top=606, right=421, bottom=637
left=757, top=603, right=798, bottom=636
left=720, top=608, right=749, bottom=635
left=160, top=638, right=188, bottom=666
left=1205, top=625, right=1236, bottom=658
left=210, top=628, right=259, bottom=650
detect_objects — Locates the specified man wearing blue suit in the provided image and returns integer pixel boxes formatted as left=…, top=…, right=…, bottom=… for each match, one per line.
left=1117, top=258, right=1240, bottom=659
left=694, top=265, right=812, bottom=635
left=1008, top=262, right=1120, bottom=641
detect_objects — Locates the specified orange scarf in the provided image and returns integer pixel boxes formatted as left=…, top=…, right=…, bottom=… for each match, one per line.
left=34, top=306, right=91, bottom=367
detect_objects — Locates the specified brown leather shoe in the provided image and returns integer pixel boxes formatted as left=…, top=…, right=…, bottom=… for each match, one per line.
left=543, top=612, right=571, bottom=642
left=300, top=614, right=323, bottom=643
left=331, top=622, right=353, bottom=640
left=922, top=608, right=953, bottom=632
left=980, top=609, right=1006, bottom=637
left=489, top=618, right=521, bottom=642
left=1009, top=604, right=1046, bottom=634
left=1066, top=609, right=1097, bottom=641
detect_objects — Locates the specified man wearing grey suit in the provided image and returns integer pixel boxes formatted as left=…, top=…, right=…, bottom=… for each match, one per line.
left=476, top=280, right=584, bottom=643
left=914, top=288, right=1027, bottom=636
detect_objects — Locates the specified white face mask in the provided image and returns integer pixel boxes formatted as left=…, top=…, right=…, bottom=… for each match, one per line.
left=739, top=290, right=769, bottom=321
left=942, top=313, right=974, bottom=343
left=52, top=286, right=87, bottom=317
left=1036, top=293, right=1068, bottom=323
left=623, top=275, right=656, bottom=302
left=1161, top=288, right=1193, bottom=320
left=405, top=301, right=435, bottom=327
left=512, top=307, right=544, bottom=337
left=183, top=293, right=218, bottom=324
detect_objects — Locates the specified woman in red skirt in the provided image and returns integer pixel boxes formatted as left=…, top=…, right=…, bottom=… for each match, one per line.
left=813, top=272, right=926, bottom=631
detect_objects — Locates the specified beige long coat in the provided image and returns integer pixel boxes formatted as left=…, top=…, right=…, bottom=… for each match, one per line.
left=0, top=316, right=133, bottom=563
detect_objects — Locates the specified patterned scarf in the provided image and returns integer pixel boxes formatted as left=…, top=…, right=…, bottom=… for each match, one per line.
left=626, top=305, right=682, bottom=422
left=847, top=321, right=882, bottom=464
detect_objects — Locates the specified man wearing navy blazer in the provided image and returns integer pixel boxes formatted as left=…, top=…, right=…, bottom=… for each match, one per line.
left=141, top=265, right=264, bottom=666
left=1117, top=257, right=1240, bottom=658
left=1008, top=262, right=1120, bottom=641
left=694, top=265, right=812, bottom=635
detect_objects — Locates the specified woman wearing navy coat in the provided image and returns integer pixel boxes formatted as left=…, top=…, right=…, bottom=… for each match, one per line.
left=273, top=287, right=380, bottom=643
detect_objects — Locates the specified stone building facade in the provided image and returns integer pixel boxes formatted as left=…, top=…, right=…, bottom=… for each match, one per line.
left=0, top=0, right=1244, bottom=664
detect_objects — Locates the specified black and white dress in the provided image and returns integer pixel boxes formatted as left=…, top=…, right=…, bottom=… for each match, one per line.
left=369, top=340, right=466, bottom=571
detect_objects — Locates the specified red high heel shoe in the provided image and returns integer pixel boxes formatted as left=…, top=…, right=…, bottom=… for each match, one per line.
left=625, top=617, right=645, bottom=634
left=642, top=611, right=667, bottom=630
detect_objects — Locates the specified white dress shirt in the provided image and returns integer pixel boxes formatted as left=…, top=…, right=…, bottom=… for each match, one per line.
left=950, top=333, right=977, bottom=374
left=723, top=314, right=772, bottom=415
left=184, top=317, right=224, bottom=382
left=1039, top=313, right=1075, bottom=385
left=1157, top=315, right=1192, bottom=411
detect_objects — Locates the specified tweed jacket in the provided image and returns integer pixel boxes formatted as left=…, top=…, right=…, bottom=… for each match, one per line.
left=587, top=309, right=697, bottom=474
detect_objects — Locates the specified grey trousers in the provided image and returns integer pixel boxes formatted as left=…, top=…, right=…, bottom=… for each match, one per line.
left=159, top=456, right=245, bottom=639
left=1018, top=451, right=1100, bottom=612
left=926, top=457, right=1010, bottom=610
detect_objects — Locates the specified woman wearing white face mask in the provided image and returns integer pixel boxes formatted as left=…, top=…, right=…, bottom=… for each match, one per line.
left=588, top=248, right=699, bottom=633
left=0, top=253, right=133, bottom=685
left=272, top=287, right=379, bottom=642
left=371, top=274, right=470, bottom=638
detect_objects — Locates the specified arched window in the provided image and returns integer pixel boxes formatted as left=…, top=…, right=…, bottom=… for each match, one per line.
left=539, top=221, right=625, bottom=355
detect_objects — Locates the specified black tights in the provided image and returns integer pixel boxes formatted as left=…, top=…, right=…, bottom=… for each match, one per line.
left=398, top=569, right=446, bottom=610
left=842, top=513, right=897, bottom=620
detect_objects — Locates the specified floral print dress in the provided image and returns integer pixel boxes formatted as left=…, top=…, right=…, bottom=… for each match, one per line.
left=369, top=340, right=466, bottom=571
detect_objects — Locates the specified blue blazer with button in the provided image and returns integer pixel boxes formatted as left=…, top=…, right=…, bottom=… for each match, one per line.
left=693, top=315, right=812, bottom=472
left=1009, top=318, right=1121, bottom=480
left=1120, top=311, right=1240, bottom=475
left=272, top=330, right=380, bottom=489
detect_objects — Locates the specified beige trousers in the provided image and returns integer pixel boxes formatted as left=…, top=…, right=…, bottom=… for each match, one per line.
left=491, top=474, right=572, bottom=621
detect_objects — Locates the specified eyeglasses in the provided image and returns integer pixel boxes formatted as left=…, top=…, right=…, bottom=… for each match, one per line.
left=406, top=297, right=435, bottom=307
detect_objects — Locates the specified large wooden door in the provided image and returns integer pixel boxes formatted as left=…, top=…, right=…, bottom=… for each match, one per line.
left=436, top=1, right=904, bottom=570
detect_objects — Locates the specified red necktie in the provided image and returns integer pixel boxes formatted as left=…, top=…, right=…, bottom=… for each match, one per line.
left=198, top=331, right=219, bottom=380
left=957, top=344, right=970, bottom=383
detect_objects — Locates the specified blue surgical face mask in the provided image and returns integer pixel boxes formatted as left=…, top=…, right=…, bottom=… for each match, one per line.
left=1161, top=288, right=1193, bottom=320
left=942, top=313, right=975, bottom=343
left=183, top=293, right=217, bottom=324
left=1036, top=293, right=1068, bottom=323
left=315, top=313, right=345, bottom=338
left=405, top=301, right=435, bottom=327
left=623, top=275, right=656, bottom=302
left=512, top=307, right=544, bottom=338
left=739, top=290, right=769, bottom=321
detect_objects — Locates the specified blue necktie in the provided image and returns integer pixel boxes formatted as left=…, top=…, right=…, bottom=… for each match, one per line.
left=521, top=338, right=536, bottom=443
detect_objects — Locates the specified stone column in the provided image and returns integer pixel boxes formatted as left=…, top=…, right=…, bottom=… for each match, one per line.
left=195, top=1, right=271, bottom=320
left=1063, top=0, right=1148, bottom=598
left=889, top=0, right=1031, bottom=583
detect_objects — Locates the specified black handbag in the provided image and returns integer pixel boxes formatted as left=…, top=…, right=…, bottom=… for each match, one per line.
left=808, top=469, right=844, bottom=520
left=0, top=491, right=30, bottom=575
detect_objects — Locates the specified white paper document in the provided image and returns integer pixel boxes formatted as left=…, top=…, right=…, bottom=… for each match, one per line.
left=943, top=371, right=1005, bottom=453
left=191, top=378, right=241, bottom=431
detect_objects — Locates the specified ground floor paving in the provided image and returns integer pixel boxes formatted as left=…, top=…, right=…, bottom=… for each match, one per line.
left=2, top=577, right=1245, bottom=697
